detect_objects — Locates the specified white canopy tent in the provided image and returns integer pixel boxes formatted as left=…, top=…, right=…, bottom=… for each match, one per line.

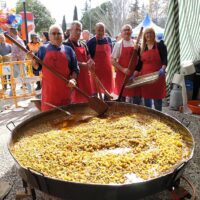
left=132, top=14, right=164, bottom=40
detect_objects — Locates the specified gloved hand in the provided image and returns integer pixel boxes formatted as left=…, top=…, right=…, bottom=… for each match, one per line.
left=68, top=79, right=77, bottom=88
left=159, top=67, right=166, bottom=76
left=129, top=75, right=135, bottom=81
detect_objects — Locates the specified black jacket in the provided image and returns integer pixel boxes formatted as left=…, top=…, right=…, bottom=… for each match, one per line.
left=136, top=40, right=167, bottom=71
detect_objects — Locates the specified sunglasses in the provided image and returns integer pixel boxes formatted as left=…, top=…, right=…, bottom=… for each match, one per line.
left=51, top=32, right=62, bottom=36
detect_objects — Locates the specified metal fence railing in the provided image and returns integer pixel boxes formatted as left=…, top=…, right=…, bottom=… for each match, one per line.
left=0, top=60, right=41, bottom=108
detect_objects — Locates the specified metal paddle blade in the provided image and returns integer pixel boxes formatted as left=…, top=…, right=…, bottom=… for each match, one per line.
left=44, top=102, right=72, bottom=117
left=88, top=97, right=109, bottom=115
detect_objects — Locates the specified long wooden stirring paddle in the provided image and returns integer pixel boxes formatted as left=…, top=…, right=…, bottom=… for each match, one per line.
left=117, top=27, right=143, bottom=101
left=4, top=32, right=108, bottom=115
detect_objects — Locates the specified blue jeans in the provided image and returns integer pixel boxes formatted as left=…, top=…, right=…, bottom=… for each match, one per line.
left=118, top=96, right=126, bottom=102
left=132, top=96, right=141, bottom=105
left=120, top=96, right=141, bottom=105
left=144, top=98, right=162, bottom=111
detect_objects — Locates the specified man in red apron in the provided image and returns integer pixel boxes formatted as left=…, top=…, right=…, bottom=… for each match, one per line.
left=112, top=24, right=141, bottom=104
left=137, top=28, right=167, bottom=111
left=87, top=22, right=114, bottom=100
left=34, top=24, right=79, bottom=111
left=63, top=21, right=93, bottom=103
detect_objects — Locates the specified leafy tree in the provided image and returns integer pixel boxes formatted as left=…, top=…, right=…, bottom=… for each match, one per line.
left=81, top=0, right=93, bottom=31
left=140, top=3, right=146, bottom=19
left=81, top=1, right=120, bottom=36
left=149, top=0, right=169, bottom=27
left=73, top=6, right=78, bottom=20
left=110, top=0, right=130, bottom=37
left=92, top=2, right=113, bottom=35
left=81, top=0, right=91, bottom=31
left=81, top=7, right=97, bottom=33
left=149, top=0, right=160, bottom=24
left=127, top=0, right=141, bottom=27
left=16, top=0, right=55, bottom=33
left=81, top=0, right=169, bottom=37
left=82, top=0, right=90, bottom=12
left=61, top=15, right=67, bottom=32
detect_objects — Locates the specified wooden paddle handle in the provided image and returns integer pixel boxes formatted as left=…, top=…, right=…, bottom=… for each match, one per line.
left=4, top=32, right=70, bottom=83
left=94, top=75, right=103, bottom=100
left=4, top=32, right=90, bottom=99
left=118, top=27, right=143, bottom=100
left=123, top=26, right=143, bottom=80
left=91, top=70, right=113, bottom=100
left=44, top=102, right=72, bottom=116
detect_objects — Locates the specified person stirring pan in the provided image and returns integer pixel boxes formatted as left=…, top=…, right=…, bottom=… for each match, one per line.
left=135, top=27, right=167, bottom=111
left=33, top=24, right=79, bottom=111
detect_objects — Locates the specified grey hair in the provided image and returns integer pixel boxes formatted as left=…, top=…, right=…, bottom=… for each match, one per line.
left=82, top=30, right=90, bottom=34
left=121, top=24, right=132, bottom=31
left=49, top=24, right=63, bottom=35
left=95, top=22, right=105, bottom=30
left=70, top=21, right=82, bottom=30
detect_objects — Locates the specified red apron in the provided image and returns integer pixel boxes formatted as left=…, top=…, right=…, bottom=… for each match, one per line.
left=41, top=45, right=71, bottom=111
left=93, top=37, right=114, bottom=93
left=141, top=44, right=166, bottom=99
left=70, top=41, right=93, bottom=103
left=114, top=40, right=140, bottom=97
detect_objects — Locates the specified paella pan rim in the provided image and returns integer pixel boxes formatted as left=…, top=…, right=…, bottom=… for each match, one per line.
left=8, top=101, right=195, bottom=187
left=9, top=157, right=192, bottom=187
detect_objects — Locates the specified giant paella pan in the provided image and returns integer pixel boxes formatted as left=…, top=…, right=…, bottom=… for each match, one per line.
left=8, top=102, right=194, bottom=200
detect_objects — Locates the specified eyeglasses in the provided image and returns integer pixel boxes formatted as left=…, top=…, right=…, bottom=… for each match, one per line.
left=123, top=29, right=131, bottom=32
left=73, top=28, right=82, bottom=33
left=50, top=32, right=62, bottom=36
left=145, top=32, right=154, bottom=35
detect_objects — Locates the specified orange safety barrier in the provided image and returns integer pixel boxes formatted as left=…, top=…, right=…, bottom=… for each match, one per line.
left=0, top=60, right=42, bottom=108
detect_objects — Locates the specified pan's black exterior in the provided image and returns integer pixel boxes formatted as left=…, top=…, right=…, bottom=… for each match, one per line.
left=8, top=102, right=194, bottom=200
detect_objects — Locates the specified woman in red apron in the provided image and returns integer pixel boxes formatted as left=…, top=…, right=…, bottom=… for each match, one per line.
left=87, top=22, right=114, bottom=99
left=139, top=28, right=167, bottom=111
left=112, top=24, right=141, bottom=104
left=64, top=21, right=93, bottom=103
left=35, top=25, right=79, bottom=111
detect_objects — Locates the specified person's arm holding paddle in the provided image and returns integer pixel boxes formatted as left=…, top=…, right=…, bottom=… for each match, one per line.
left=4, top=24, right=108, bottom=115
left=112, top=25, right=143, bottom=102
left=29, top=45, right=78, bottom=89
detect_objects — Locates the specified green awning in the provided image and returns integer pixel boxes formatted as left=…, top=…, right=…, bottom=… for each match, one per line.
left=164, top=0, right=200, bottom=93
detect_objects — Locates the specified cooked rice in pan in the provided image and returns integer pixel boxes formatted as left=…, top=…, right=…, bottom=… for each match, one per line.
left=11, top=112, right=191, bottom=184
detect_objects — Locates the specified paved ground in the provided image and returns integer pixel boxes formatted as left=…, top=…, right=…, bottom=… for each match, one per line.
left=0, top=99, right=199, bottom=200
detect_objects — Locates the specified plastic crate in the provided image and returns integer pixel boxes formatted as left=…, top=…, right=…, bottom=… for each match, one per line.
left=187, top=100, right=200, bottom=115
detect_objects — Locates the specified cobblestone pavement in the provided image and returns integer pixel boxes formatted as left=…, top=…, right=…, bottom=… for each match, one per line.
left=0, top=101, right=199, bottom=200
